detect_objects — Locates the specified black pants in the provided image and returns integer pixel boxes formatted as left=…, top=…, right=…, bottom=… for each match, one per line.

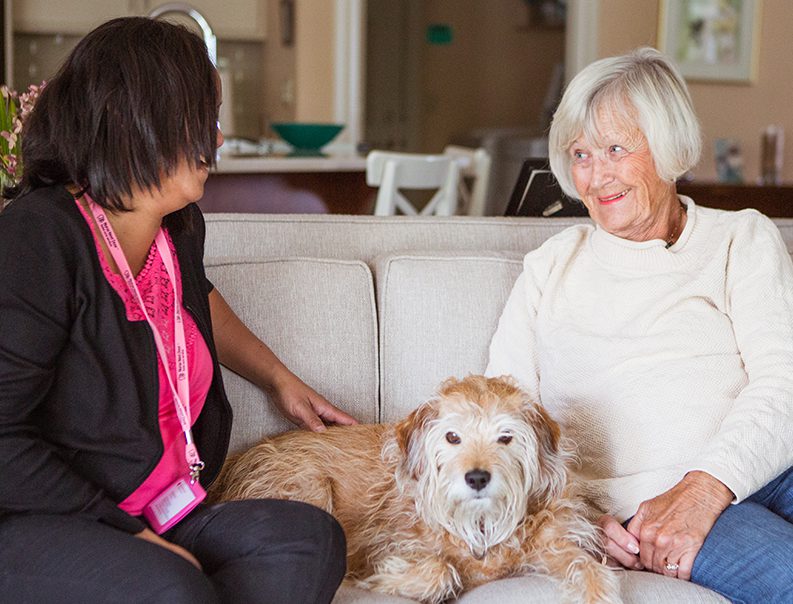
left=0, top=499, right=346, bottom=604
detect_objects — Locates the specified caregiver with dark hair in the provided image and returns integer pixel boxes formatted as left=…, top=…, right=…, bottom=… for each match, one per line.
left=0, top=17, right=354, bottom=603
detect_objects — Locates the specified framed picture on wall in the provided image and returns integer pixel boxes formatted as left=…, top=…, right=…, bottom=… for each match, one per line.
left=658, top=0, right=760, bottom=83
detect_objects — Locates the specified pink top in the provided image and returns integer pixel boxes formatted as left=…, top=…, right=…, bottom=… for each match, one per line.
left=76, top=200, right=214, bottom=516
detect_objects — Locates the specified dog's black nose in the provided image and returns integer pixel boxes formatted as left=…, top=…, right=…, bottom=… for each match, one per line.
left=465, top=469, right=491, bottom=491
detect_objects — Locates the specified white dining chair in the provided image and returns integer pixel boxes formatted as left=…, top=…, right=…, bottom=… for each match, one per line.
left=443, top=145, right=492, bottom=216
left=366, top=151, right=461, bottom=216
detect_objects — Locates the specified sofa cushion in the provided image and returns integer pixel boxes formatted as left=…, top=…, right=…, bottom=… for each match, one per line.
left=333, top=586, right=415, bottom=603
left=456, top=573, right=728, bottom=603
left=204, top=214, right=793, bottom=263
left=775, top=221, right=793, bottom=254
left=205, top=257, right=378, bottom=454
left=204, top=214, right=591, bottom=266
left=375, top=251, right=523, bottom=423
left=332, top=571, right=728, bottom=603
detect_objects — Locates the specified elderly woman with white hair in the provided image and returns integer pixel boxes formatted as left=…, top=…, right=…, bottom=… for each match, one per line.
left=487, top=47, right=793, bottom=603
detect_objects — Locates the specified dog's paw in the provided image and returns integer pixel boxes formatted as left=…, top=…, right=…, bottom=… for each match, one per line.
left=355, top=557, right=463, bottom=604
left=555, top=552, right=623, bottom=604
left=574, top=562, right=623, bottom=604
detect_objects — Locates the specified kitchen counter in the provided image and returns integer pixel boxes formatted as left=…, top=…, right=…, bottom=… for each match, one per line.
left=201, top=149, right=374, bottom=214
left=214, top=152, right=367, bottom=174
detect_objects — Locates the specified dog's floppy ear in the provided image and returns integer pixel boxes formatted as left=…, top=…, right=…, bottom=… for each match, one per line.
left=524, top=401, right=568, bottom=507
left=395, top=400, right=438, bottom=479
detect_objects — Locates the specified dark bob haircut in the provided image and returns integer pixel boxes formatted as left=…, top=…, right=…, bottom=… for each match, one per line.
left=12, top=17, right=218, bottom=217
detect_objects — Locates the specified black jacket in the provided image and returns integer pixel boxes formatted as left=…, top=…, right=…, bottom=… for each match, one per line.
left=0, top=186, right=232, bottom=534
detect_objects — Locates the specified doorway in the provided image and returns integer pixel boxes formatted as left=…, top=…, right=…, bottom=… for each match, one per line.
left=364, top=0, right=566, bottom=156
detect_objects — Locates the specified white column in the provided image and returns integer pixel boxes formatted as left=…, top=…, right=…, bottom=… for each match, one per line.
left=565, top=0, right=600, bottom=84
left=334, top=0, right=364, bottom=149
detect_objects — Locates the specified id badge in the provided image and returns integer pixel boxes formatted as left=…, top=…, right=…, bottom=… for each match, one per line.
left=142, top=477, right=206, bottom=534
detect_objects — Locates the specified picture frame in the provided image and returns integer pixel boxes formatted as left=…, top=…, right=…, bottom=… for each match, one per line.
left=503, top=159, right=589, bottom=218
left=658, top=0, right=760, bottom=83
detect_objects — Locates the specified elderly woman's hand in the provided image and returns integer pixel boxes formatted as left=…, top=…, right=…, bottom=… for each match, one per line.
left=268, top=366, right=358, bottom=432
left=626, top=471, right=733, bottom=580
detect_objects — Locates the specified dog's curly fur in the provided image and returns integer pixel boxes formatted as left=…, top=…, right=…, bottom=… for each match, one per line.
left=210, top=375, right=621, bottom=604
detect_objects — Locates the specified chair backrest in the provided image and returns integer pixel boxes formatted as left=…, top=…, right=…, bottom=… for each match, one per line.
left=443, top=145, right=492, bottom=216
left=366, top=151, right=460, bottom=216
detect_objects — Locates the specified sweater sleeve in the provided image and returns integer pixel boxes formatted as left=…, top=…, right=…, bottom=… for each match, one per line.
left=0, top=201, right=145, bottom=534
left=689, top=212, right=793, bottom=501
left=485, top=249, right=552, bottom=403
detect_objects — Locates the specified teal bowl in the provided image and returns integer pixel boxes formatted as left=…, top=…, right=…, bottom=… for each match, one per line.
left=271, top=122, right=345, bottom=150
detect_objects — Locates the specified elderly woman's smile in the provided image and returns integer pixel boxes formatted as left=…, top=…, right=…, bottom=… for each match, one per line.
left=597, top=190, right=629, bottom=204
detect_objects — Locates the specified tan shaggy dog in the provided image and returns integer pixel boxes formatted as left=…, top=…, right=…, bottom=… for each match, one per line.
left=209, top=375, right=621, bottom=604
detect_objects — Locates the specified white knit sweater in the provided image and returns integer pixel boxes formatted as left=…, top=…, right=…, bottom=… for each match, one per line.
left=486, top=197, right=793, bottom=522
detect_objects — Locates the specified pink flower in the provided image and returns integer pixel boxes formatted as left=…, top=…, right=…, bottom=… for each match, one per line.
left=1, top=81, right=46, bottom=188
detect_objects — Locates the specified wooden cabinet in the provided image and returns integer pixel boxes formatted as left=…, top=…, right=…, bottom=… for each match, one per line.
left=14, top=0, right=130, bottom=35
left=677, top=183, right=793, bottom=217
left=185, top=0, right=266, bottom=41
left=14, top=0, right=266, bottom=40
left=201, top=172, right=376, bottom=215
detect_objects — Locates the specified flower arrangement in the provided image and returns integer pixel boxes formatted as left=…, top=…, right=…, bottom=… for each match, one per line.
left=1, top=82, right=45, bottom=191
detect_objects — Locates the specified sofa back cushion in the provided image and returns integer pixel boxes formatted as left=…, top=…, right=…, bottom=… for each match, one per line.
left=205, top=257, right=378, bottom=454
left=204, top=214, right=591, bottom=265
left=204, top=213, right=793, bottom=262
left=775, top=221, right=793, bottom=253
left=375, top=251, right=523, bottom=422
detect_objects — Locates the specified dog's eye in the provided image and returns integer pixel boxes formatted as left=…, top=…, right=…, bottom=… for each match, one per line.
left=445, top=431, right=461, bottom=445
left=497, top=434, right=513, bottom=445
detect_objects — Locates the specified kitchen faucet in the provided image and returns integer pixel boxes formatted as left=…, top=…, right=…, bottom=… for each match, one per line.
left=147, top=2, right=217, bottom=66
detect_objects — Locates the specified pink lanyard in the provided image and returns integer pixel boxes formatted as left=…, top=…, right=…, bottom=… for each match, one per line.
left=86, top=195, right=205, bottom=482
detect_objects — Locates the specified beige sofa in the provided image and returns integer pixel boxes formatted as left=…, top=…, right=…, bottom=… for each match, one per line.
left=204, top=213, right=793, bottom=603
